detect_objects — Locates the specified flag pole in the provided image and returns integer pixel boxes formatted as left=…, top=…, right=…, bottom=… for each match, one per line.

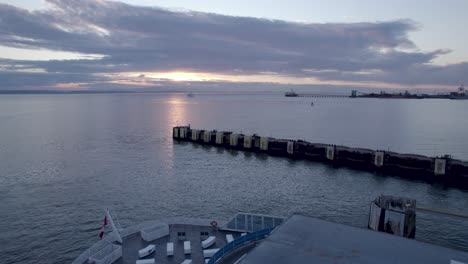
left=105, top=208, right=123, bottom=243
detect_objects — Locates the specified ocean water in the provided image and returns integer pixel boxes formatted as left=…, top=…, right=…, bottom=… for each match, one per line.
left=0, top=93, right=467, bottom=263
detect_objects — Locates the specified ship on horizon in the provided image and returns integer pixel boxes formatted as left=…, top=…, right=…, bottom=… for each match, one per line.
left=284, top=89, right=298, bottom=97
left=449, top=84, right=467, bottom=100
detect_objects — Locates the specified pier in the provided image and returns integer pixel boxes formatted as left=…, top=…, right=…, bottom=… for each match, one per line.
left=173, top=126, right=468, bottom=187
left=287, top=93, right=350, bottom=98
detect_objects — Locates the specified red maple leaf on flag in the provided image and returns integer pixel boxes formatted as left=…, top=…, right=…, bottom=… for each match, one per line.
left=99, top=214, right=108, bottom=239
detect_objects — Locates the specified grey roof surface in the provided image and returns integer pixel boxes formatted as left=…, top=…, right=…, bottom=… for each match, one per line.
left=239, top=214, right=468, bottom=264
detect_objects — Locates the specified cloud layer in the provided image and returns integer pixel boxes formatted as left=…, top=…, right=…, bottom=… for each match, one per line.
left=0, top=0, right=466, bottom=90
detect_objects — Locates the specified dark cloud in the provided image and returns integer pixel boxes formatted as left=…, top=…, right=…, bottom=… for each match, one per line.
left=0, top=0, right=466, bottom=90
left=0, top=67, right=110, bottom=90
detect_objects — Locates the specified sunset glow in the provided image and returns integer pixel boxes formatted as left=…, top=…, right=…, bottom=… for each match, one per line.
left=142, top=72, right=211, bottom=82
left=123, top=71, right=455, bottom=90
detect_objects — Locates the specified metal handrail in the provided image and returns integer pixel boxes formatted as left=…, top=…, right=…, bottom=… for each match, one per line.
left=207, top=228, right=274, bottom=264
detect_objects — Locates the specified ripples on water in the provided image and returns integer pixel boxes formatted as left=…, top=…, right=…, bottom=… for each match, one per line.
left=0, top=93, right=467, bottom=263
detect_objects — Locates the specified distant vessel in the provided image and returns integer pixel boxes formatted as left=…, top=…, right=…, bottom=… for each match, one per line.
left=187, top=92, right=194, bottom=97
left=450, top=84, right=467, bottom=100
left=284, top=89, right=298, bottom=97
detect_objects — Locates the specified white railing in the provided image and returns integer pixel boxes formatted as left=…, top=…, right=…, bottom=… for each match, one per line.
left=141, top=223, right=169, bottom=242
left=88, top=244, right=122, bottom=264
left=223, top=212, right=285, bottom=232
left=72, top=234, right=117, bottom=264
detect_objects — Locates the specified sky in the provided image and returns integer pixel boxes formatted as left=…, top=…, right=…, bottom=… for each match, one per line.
left=0, top=0, right=467, bottom=92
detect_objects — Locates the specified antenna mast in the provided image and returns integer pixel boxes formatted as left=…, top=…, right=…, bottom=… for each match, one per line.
left=105, top=209, right=123, bottom=243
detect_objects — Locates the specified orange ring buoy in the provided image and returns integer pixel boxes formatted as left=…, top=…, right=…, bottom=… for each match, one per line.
left=210, top=220, right=218, bottom=228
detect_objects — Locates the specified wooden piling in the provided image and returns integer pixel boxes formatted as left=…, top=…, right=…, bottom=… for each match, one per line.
left=172, top=126, right=468, bottom=187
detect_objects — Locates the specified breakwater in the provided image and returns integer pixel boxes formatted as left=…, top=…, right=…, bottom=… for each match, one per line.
left=173, top=126, right=468, bottom=186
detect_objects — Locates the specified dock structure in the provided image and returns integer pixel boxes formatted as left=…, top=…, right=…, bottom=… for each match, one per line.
left=173, top=126, right=468, bottom=186
left=289, top=93, right=350, bottom=98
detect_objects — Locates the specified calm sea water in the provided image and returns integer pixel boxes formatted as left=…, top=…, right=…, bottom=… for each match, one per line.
left=0, top=93, right=468, bottom=264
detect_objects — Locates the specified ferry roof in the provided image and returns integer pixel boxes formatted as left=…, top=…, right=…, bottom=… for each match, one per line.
left=239, top=214, right=468, bottom=264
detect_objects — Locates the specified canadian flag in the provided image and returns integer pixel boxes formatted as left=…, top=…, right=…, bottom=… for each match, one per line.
left=99, top=215, right=108, bottom=239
